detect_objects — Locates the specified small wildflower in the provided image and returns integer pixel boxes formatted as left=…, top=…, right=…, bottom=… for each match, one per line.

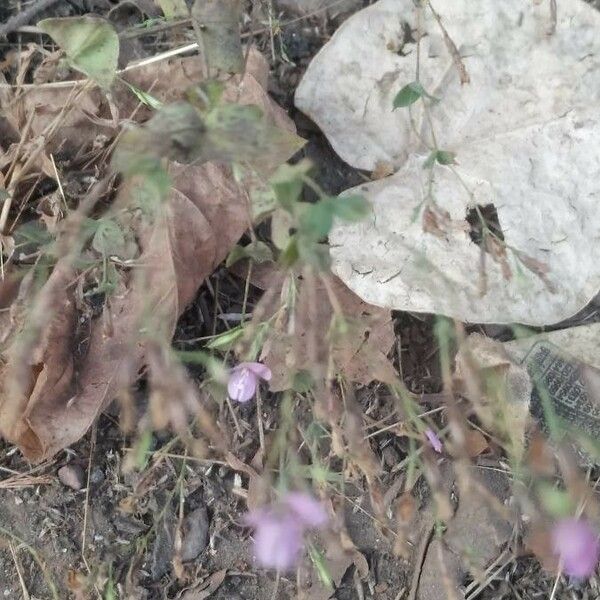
left=424, top=428, right=443, bottom=453
left=245, top=492, right=327, bottom=570
left=552, top=518, right=600, bottom=578
left=284, top=491, right=328, bottom=528
left=227, top=362, right=272, bottom=403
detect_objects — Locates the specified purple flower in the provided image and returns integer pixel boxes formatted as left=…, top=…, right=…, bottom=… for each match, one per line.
left=245, top=492, right=327, bottom=571
left=424, top=428, right=443, bottom=453
left=228, top=362, right=272, bottom=403
left=284, top=492, right=328, bottom=528
left=245, top=510, right=303, bottom=571
left=552, top=518, right=600, bottom=578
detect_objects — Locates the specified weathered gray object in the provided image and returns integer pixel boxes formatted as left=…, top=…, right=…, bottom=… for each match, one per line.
left=296, top=0, right=600, bottom=325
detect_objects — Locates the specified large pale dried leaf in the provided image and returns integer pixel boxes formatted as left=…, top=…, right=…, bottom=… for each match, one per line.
left=296, top=0, right=600, bottom=325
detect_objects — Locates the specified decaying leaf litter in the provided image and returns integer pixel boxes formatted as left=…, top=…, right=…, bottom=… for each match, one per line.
left=1, top=0, right=600, bottom=599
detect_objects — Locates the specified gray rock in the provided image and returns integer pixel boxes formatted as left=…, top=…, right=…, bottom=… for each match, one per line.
left=180, top=505, right=210, bottom=562
left=57, top=464, right=85, bottom=490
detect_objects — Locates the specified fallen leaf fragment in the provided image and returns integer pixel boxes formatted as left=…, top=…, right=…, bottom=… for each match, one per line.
left=240, top=264, right=397, bottom=390
left=181, top=569, right=227, bottom=600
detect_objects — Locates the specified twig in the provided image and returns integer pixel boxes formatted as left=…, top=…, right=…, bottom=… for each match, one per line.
left=256, top=388, right=266, bottom=456
left=549, top=569, right=562, bottom=600
left=9, top=543, right=30, bottom=600
left=0, top=0, right=61, bottom=38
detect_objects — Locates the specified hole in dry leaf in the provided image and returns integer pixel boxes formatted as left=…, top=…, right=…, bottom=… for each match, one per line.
left=390, top=21, right=418, bottom=56
left=466, top=203, right=504, bottom=248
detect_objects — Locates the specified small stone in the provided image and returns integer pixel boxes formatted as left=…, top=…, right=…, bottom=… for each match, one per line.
left=58, top=464, right=85, bottom=490
left=90, top=467, right=105, bottom=485
left=180, top=505, right=210, bottom=562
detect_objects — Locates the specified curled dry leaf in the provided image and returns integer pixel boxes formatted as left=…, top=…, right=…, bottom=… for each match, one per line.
left=239, top=263, right=397, bottom=391
left=0, top=52, right=300, bottom=461
left=296, top=0, right=600, bottom=325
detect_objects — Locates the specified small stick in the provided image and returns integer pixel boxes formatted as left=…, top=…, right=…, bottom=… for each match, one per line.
left=9, top=543, right=30, bottom=600
left=256, top=388, right=266, bottom=455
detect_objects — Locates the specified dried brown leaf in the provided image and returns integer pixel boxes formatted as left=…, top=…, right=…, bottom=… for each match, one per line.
left=243, top=267, right=397, bottom=391
left=0, top=52, right=297, bottom=460
left=464, top=428, right=489, bottom=458
left=181, top=569, right=227, bottom=600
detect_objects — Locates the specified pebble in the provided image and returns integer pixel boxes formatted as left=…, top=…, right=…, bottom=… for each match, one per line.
left=90, top=467, right=105, bottom=485
left=58, top=464, right=85, bottom=490
left=180, top=505, right=210, bottom=562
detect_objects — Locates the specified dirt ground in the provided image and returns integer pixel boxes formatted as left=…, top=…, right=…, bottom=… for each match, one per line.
left=1, top=1, right=600, bottom=599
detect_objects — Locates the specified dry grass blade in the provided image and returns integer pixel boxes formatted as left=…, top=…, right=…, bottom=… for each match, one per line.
left=0, top=473, right=53, bottom=489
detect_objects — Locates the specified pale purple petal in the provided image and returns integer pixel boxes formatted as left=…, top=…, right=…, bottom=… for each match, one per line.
left=228, top=366, right=258, bottom=402
left=239, top=362, right=272, bottom=382
left=425, top=428, right=443, bottom=453
left=248, top=511, right=303, bottom=571
left=552, top=518, right=600, bottom=578
left=284, top=492, right=328, bottom=528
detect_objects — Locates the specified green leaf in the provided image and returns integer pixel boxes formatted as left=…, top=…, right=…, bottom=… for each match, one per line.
left=191, top=0, right=243, bottom=74
left=38, top=17, right=118, bottom=88
left=279, top=236, right=299, bottom=267
left=423, top=150, right=457, bottom=169
left=292, top=370, right=314, bottom=393
left=92, top=219, right=125, bottom=255
left=423, top=151, right=437, bottom=169
left=226, top=241, right=273, bottom=267
left=435, top=150, right=457, bottom=165
left=114, top=102, right=206, bottom=168
left=186, top=80, right=225, bottom=112
left=130, top=168, right=172, bottom=213
left=328, top=194, right=370, bottom=221
left=300, top=202, right=334, bottom=240
left=271, top=208, right=293, bottom=250
left=308, top=545, right=334, bottom=590
left=538, top=483, right=573, bottom=517
left=204, top=103, right=305, bottom=175
left=0, top=188, right=8, bottom=202
left=270, top=160, right=312, bottom=210
left=392, top=80, right=439, bottom=109
left=13, top=221, right=53, bottom=252
left=125, top=82, right=163, bottom=110
left=393, top=81, right=425, bottom=108
left=205, top=325, right=245, bottom=350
